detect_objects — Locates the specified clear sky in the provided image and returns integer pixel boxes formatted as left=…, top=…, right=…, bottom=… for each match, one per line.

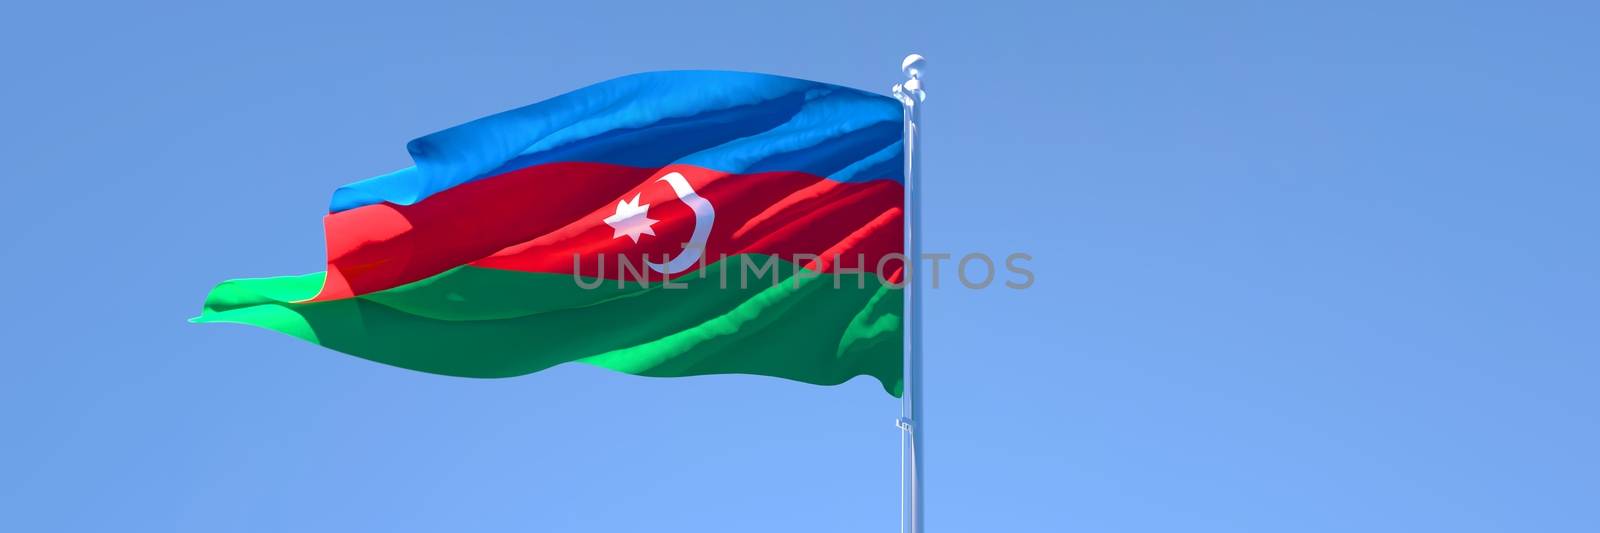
left=3, top=1, right=1597, bottom=531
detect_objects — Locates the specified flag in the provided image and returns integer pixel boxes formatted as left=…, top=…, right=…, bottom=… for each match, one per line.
left=195, top=71, right=906, bottom=396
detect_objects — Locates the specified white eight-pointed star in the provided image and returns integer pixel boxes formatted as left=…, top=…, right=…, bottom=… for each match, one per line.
left=603, top=193, right=658, bottom=243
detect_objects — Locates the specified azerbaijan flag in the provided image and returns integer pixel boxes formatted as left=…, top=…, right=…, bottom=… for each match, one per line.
left=195, top=71, right=906, bottom=396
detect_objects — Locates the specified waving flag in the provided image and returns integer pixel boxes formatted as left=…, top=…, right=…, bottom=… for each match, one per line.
left=195, top=71, right=906, bottom=396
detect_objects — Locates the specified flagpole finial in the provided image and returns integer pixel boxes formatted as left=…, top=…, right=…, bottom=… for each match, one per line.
left=902, top=54, right=926, bottom=79
left=894, top=54, right=927, bottom=104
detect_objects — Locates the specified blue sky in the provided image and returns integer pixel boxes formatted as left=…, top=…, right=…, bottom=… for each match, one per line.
left=3, top=1, right=1597, bottom=531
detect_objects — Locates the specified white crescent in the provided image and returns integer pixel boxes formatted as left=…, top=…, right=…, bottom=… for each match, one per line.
left=647, top=172, right=714, bottom=274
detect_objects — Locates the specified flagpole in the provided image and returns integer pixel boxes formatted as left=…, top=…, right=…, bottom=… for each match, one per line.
left=893, top=53, right=927, bottom=533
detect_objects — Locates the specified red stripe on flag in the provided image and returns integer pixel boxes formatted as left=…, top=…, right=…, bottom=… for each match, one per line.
left=313, top=162, right=902, bottom=300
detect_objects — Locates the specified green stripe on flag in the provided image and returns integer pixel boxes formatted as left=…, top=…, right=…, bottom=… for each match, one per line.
left=194, top=255, right=903, bottom=396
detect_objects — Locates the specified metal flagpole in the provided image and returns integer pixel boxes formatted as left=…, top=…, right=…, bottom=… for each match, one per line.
left=893, top=53, right=926, bottom=533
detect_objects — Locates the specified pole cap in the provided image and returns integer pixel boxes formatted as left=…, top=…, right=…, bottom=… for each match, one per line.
left=902, top=54, right=927, bottom=79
